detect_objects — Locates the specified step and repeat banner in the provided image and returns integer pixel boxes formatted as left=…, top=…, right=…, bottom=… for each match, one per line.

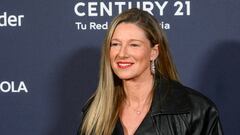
left=1, top=0, right=239, bottom=135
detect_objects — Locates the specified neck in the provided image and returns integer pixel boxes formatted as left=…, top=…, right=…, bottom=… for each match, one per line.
left=123, top=73, right=154, bottom=105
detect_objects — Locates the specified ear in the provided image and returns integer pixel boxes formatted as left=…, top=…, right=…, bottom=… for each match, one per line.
left=150, top=44, right=159, bottom=61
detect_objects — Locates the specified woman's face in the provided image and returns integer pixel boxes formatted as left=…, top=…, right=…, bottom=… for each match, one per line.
left=110, top=23, right=158, bottom=80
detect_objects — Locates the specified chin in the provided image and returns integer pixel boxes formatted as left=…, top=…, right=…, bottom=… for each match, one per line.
left=118, top=77, right=133, bottom=80
left=115, top=73, right=136, bottom=80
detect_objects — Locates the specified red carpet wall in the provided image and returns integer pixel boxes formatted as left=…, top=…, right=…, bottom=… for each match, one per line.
left=0, top=0, right=239, bottom=135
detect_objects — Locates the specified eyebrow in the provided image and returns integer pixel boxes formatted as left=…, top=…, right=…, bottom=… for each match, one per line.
left=111, top=38, right=145, bottom=43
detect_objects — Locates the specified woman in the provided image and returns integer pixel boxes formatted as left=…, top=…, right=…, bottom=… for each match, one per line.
left=77, top=8, right=223, bottom=135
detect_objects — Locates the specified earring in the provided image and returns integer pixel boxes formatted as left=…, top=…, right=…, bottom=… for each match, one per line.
left=151, top=60, right=155, bottom=75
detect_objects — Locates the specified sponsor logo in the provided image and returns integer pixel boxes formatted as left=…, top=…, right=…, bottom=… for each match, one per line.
left=0, top=12, right=24, bottom=27
left=0, top=81, right=28, bottom=93
left=74, top=1, right=191, bottom=31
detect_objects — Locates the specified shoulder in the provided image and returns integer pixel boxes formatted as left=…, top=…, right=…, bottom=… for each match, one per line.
left=168, top=79, right=223, bottom=133
left=75, top=96, right=95, bottom=135
left=157, top=76, right=220, bottom=118
left=153, top=76, right=223, bottom=134
left=168, top=79, right=219, bottom=113
left=81, top=96, right=95, bottom=113
left=153, top=75, right=220, bottom=115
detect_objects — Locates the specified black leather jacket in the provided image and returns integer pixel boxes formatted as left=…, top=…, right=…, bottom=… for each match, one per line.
left=78, top=75, right=224, bottom=135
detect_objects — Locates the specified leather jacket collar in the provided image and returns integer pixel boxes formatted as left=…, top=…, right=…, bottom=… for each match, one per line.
left=150, top=74, right=191, bottom=116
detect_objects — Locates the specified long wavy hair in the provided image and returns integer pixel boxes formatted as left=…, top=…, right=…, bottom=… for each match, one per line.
left=80, top=8, right=179, bottom=135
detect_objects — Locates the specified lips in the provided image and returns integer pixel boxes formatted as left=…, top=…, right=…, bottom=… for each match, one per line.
left=117, top=62, right=134, bottom=69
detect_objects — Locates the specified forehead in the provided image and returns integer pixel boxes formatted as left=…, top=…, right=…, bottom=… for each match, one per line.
left=111, top=23, right=148, bottom=41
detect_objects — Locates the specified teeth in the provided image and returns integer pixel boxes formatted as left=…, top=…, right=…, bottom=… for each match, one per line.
left=118, top=63, right=131, bottom=66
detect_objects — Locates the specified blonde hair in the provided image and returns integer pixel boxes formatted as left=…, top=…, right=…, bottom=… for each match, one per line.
left=80, top=8, right=179, bottom=135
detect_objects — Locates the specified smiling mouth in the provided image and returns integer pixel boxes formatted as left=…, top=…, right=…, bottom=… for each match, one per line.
left=117, top=62, right=134, bottom=69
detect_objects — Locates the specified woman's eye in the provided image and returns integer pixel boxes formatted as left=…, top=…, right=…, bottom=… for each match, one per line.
left=130, top=44, right=139, bottom=47
left=110, top=43, right=119, bottom=47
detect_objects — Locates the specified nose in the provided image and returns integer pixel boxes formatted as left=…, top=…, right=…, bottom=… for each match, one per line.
left=118, top=45, right=128, bottom=58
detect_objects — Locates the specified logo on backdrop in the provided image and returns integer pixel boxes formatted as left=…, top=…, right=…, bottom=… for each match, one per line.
left=0, top=81, right=28, bottom=93
left=0, top=12, right=24, bottom=27
left=74, top=1, right=191, bottom=31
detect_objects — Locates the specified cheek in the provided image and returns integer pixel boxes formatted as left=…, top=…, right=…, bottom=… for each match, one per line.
left=109, top=49, right=117, bottom=64
left=109, top=49, right=114, bottom=58
left=139, top=56, right=151, bottom=67
left=135, top=49, right=152, bottom=64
